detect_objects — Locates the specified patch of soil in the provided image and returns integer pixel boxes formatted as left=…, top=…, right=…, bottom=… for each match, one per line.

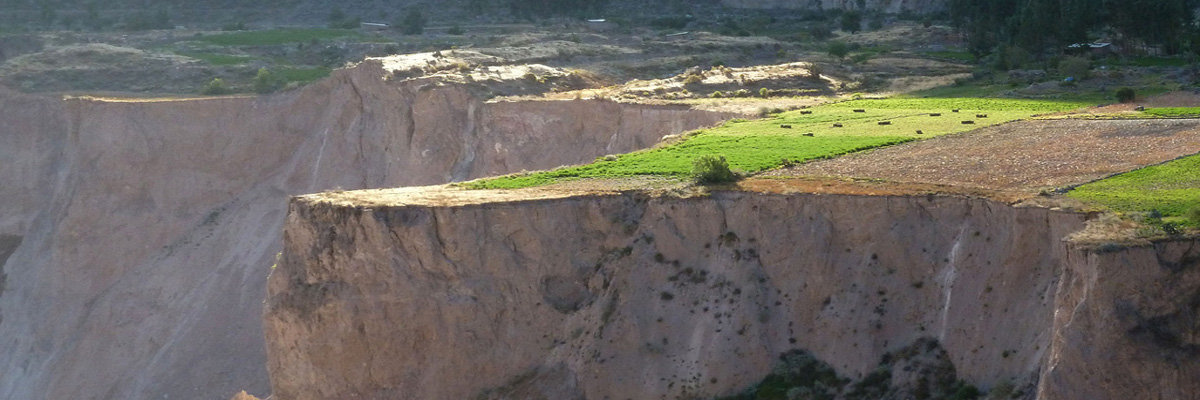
left=770, top=118, right=1200, bottom=193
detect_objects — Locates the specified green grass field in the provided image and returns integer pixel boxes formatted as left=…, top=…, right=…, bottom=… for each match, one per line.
left=1142, top=107, right=1200, bottom=118
left=463, top=97, right=1093, bottom=189
left=197, top=28, right=365, bottom=46
left=1068, top=154, right=1200, bottom=225
left=275, top=67, right=333, bottom=84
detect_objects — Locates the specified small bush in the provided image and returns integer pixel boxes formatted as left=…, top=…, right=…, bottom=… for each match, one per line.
left=709, top=91, right=724, bottom=98
left=759, top=87, right=770, bottom=97
left=691, top=155, right=738, bottom=184
left=253, top=68, right=285, bottom=94
left=447, top=24, right=464, bottom=35
left=1116, top=87, right=1137, bottom=103
left=683, top=74, right=703, bottom=85
left=828, top=41, right=850, bottom=59
left=1188, top=205, right=1200, bottom=225
left=201, top=78, right=230, bottom=95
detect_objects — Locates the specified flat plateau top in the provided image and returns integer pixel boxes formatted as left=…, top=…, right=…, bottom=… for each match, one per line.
left=301, top=115, right=1200, bottom=210
left=296, top=176, right=1035, bottom=209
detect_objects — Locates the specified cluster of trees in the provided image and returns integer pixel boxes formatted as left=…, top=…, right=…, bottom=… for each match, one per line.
left=950, top=0, right=1200, bottom=57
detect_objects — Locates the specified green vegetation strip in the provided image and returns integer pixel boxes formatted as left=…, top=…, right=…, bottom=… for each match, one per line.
left=463, top=97, right=1092, bottom=190
left=175, top=51, right=254, bottom=66
left=1068, top=153, right=1200, bottom=225
left=197, top=28, right=364, bottom=46
left=275, top=67, right=333, bottom=84
left=1142, top=107, right=1200, bottom=118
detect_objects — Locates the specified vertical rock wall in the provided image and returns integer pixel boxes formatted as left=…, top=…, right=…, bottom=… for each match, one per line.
left=267, top=191, right=1085, bottom=399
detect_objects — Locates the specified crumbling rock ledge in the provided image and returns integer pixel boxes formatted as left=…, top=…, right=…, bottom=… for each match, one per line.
left=269, top=186, right=1195, bottom=399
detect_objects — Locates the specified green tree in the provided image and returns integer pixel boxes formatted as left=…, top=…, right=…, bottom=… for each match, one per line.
left=840, top=10, right=862, bottom=33
left=399, top=8, right=426, bottom=35
left=828, top=41, right=850, bottom=59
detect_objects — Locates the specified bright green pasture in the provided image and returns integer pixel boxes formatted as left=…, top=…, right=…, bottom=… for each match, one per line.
left=1142, top=107, right=1200, bottom=118
left=462, top=97, right=1093, bottom=190
left=1068, top=154, right=1200, bottom=224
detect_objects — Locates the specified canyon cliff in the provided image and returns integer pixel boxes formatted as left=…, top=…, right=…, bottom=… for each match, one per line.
left=267, top=186, right=1199, bottom=399
left=0, top=60, right=732, bottom=399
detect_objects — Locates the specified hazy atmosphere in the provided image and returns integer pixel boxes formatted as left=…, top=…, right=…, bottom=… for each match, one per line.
left=1, top=0, right=1198, bottom=399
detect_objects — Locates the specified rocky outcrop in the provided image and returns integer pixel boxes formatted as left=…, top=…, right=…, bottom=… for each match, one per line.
left=0, top=59, right=732, bottom=399
left=267, top=189, right=1088, bottom=399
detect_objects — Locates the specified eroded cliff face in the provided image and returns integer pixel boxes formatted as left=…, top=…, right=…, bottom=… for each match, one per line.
left=0, top=60, right=732, bottom=399
left=267, top=191, right=1087, bottom=399
left=1039, top=240, right=1200, bottom=400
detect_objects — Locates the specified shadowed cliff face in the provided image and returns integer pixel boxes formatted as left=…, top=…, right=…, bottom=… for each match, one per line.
left=0, top=60, right=732, bottom=399
left=267, top=191, right=1088, bottom=400
left=1040, top=241, right=1200, bottom=400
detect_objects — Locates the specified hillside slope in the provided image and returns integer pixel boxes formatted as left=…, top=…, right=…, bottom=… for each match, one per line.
left=0, top=59, right=732, bottom=399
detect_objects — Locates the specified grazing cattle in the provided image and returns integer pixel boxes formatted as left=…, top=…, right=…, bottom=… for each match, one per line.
left=853, top=109, right=866, bottom=113
left=878, top=121, right=891, bottom=125
left=976, top=114, right=988, bottom=118
left=780, top=124, right=792, bottom=129
left=916, top=130, right=924, bottom=135
left=962, top=120, right=975, bottom=124
left=929, top=113, right=941, bottom=116
left=833, top=123, right=843, bottom=127
left=952, top=109, right=960, bottom=112
left=803, top=132, right=814, bottom=137
left=800, top=110, right=813, bottom=114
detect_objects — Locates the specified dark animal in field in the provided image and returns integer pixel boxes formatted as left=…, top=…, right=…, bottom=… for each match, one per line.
left=962, top=120, right=975, bottom=124
left=833, top=123, right=843, bottom=127
left=878, top=121, right=891, bottom=125
left=780, top=124, right=792, bottom=129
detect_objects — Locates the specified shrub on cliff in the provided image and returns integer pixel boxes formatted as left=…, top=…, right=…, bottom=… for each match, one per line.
left=1188, top=204, right=1200, bottom=226
left=200, top=78, right=230, bottom=95
left=691, top=155, right=738, bottom=184
left=253, top=68, right=284, bottom=94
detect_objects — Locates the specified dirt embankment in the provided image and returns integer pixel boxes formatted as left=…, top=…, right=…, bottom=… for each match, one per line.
left=0, top=58, right=734, bottom=400
left=268, top=189, right=1087, bottom=399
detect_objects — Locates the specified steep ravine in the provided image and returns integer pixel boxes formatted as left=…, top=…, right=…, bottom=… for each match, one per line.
left=269, top=190, right=1146, bottom=399
left=0, top=60, right=733, bottom=399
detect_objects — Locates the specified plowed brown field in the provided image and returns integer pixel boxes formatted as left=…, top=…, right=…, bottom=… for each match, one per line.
left=770, top=118, right=1200, bottom=192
